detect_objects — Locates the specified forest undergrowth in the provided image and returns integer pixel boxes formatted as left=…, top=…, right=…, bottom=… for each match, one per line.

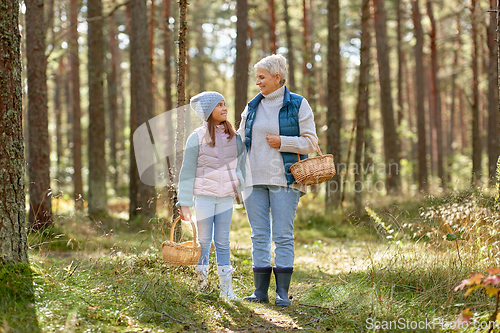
left=2, top=188, right=500, bottom=332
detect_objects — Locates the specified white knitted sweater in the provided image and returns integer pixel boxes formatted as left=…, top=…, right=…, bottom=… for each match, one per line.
left=237, top=86, right=318, bottom=193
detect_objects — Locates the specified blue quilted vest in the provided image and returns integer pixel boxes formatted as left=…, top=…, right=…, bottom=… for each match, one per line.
left=245, top=86, right=308, bottom=185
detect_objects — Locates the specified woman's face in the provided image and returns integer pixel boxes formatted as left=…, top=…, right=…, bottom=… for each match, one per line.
left=210, top=100, right=227, bottom=124
left=255, top=67, right=281, bottom=95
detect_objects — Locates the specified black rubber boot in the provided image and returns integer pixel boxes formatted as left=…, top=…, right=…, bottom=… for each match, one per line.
left=274, top=267, right=293, bottom=306
left=243, top=267, right=272, bottom=303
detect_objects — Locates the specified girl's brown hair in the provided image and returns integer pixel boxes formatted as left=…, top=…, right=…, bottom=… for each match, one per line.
left=205, top=115, right=236, bottom=147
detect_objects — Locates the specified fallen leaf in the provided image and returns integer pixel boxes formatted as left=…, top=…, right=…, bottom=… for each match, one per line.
left=483, top=275, right=500, bottom=286
left=485, top=286, right=499, bottom=298
left=485, top=268, right=500, bottom=275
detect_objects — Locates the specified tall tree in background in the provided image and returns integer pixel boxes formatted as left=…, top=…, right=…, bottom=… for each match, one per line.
left=173, top=0, right=188, bottom=240
left=69, top=0, right=83, bottom=209
left=395, top=0, right=403, bottom=128
left=195, top=23, right=206, bottom=92
left=128, top=0, right=139, bottom=218
left=471, top=0, right=481, bottom=184
left=283, top=0, right=296, bottom=91
left=130, top=0, right=157, bottom=221
left=26, top=0, right=52, bottom=229
left=487, top=0, right=498, bottom=183
left=426, top=0, right=444, bottom=188
left=235, top=0, right=249, bottom=127
left=269, top=0, right=277, bottom=54
left=108, top=13, right=120, bottom=191
left=88, top=0, right=108, bottom=217
left=354, top=0, right=371, bottom=216
left=0, top=0, right=28, bottom=262
left=326, top=0, right=341, bottom=208
left=412, top=0, right=428, bottom=192
left=448, top=14, right=459, bottom=184
left=150, top=0, right=156, bottom=116
left=162, top=0, right=175, bottom=214
left=54, top=58, right=64, bottom=184
left=302, top=0, right=311, bottom=97
left=373, top=0, right=400, bottom=194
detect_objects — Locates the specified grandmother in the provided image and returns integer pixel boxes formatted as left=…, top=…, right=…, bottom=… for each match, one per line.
left=238, top=54, right=318, bottom=306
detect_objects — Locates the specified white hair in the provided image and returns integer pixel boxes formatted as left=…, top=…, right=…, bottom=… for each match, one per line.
left=254, top=54, right=287, bottom=86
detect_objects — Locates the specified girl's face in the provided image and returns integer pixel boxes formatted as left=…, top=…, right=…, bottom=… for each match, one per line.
left=210, top=100, right=227, bottom=124
left=255, top=67, right=281, bottom=95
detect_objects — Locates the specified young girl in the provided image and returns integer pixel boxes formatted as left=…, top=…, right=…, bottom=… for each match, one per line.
left=177, top=91, right=245, bottom=300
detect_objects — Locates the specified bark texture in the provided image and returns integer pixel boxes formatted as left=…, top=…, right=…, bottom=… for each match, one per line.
left=326, top=0, right=342, bottom=208
left=88, top=0, right=108, bottom=217
left=354, top=0, right=371, bottom=216
left=130, top=0, right=156, bottom=221
left=412, top=0, right=428, bottom=192
left=26, top=0, right=52, bottom=229
left=0, top=0, right=28, bottom=263
left=373, top=0, right=400, bottom=194
left=69, top=0, right=83, bottom=208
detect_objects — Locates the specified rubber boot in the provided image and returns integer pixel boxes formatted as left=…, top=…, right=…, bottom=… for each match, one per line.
left=243, top=267, right=272, bottom=303
left=195, top=265, right=209, bottom=288
left=217, top=265, right=238, bottom=300
left=274, top=267, right=293, bottom=306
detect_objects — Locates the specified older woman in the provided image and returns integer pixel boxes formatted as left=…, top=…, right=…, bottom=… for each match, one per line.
left=238, top=54, right=318, bottom=306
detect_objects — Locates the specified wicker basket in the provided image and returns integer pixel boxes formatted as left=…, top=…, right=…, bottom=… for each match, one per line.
left=161, top=217, right=201, bottom=265
left=289, top=134, right=336, bottom=186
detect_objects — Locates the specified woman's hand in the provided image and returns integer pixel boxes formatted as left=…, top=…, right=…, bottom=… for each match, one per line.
left=266, top=134, right=281, bottom=149
left=179, top=206, right=192, bottom=221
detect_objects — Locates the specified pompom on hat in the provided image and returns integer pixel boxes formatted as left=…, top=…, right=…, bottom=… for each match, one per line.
left=190, top=91, right=225, bottom=121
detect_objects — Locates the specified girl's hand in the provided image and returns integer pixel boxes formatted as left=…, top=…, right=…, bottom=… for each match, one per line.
left=266, top=134, right=281, bottom=149
left=179, top=206, right=192, bottom=221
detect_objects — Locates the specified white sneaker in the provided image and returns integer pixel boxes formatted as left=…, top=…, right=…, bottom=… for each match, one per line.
left=217, top=265, right=239, bottom=300
left=195, top=265, right=209, bottom=288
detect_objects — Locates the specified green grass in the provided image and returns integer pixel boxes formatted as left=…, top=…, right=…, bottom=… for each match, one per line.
left=3, top=190, right=500, bottom=332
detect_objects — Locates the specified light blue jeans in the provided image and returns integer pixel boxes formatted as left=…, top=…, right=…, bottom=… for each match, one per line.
left=243, top=185, right=301, bottom=268
left=194, top=195, right=234, bottom=266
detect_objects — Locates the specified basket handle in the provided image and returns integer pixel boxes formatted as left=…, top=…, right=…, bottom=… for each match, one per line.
left=170, top=216, right=198, bottom=248
left=296, top=133, right=322, bottom=161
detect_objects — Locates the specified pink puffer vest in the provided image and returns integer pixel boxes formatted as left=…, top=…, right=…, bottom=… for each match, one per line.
left=193, top=125, right=240, bottom=198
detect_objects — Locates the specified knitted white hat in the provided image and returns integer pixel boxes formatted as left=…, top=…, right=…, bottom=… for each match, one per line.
left=190, top=91, right=225, bottom=121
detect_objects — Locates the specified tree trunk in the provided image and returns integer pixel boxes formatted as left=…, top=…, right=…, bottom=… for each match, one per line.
left=195, top=25, right=206, bottom=92
left=173, top=0, right=188, bottom=240
left=283, top=0, right=295, bottom=91
left=471, top=0, right=481, bottom=184
left=108, top=13, right=119, bottom=191
left=269, top=0, right=277, bottom=54
left=55, top=57, right=64, bottom=187
left=448, top=32, right=458, bottom=184
left=488, top=0, right=499, bottom=183
left=412, top=0, right=428, bottom=192
left=69, top=0, right=83, bottom=209
left=130, top=0, right=157, bottom=221
left=396, top=0, right=403, bottom=128
left=162, top=0, right=175, bottom=217
left=26, top=0, right=52, bottom=229
left=373, top=0, right=400, bottom=194
left=426, top=0, right=444, bottom=188
left=150, top=0, right=156, bottom=116
left=354, top=0, right=371, bottom=216
left=302, top=0, right=311, bottom=97
left=88, top=0, right=108, bottom=217
left=326, top=0, right=341, bottom=208
left=0, top=0, right=28, bottom=263
left=235, top=0, right=249, bottom=128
